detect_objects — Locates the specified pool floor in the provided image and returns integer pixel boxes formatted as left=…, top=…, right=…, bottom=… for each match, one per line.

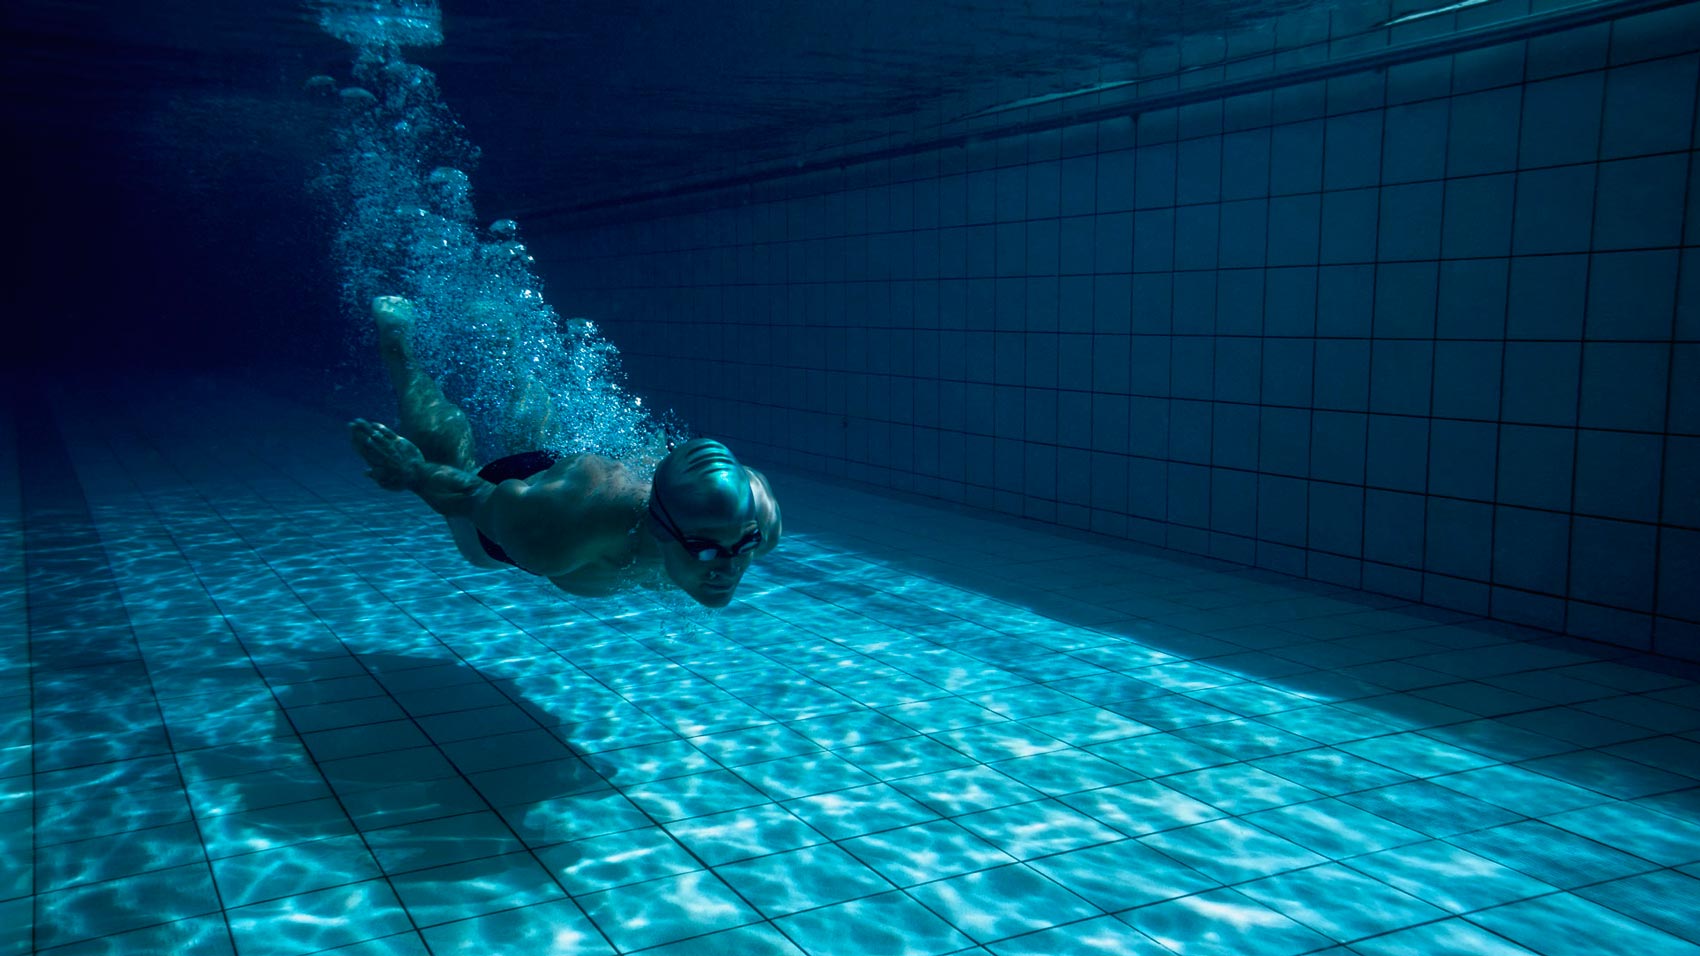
left=4, top=376, right=1699, bottom=955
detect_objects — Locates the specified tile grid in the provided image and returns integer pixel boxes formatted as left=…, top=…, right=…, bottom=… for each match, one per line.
left=53, top=382, right=952, bottom=945
left=22, top=398, right=218, bottom=953
left=1649, top=120, right=1696, bottom=671
left=13, top=379, right=1700, bottom=952
left=1396, top=58, right=1449, bottom=620
left=24, top=404, right=287, bottom=955
left=64, top=394, right=623, bottom=955
left=209, top=403, right=1047, bottom=952
left=540, top=7, right=1700, bottom=660
left=1558, top=41, right=1604, bottom=651
left=137, top=465, right=463, bottom=956
left=43, top=394, right=421, bottom=945
left=0, top=401, right=33, bottom=956
left=123, top=391, right=958, bottom=945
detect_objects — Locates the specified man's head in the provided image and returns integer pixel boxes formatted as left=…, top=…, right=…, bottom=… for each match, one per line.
left=647, top=438, right=771, bottom=607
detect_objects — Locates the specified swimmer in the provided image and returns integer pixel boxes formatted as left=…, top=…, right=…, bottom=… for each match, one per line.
left=350, top=295, right=781, bottom=606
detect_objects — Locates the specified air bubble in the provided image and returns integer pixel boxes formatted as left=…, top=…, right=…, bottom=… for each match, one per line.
left=338, top=87, right=377, bottom=108
left=313, top=15, right=682, bottom=473
left=315, top=0, right=443, bottom=49
left=424, top=166, right=472, bottom=220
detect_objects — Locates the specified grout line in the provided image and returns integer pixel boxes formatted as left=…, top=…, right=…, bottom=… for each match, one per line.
left=18, top=376, right=1700, bottom=953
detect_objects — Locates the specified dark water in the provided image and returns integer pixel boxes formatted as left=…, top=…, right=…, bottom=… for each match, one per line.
left=3, top=0, right=1319, bottom=371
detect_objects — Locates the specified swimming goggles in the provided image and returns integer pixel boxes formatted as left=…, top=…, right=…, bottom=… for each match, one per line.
left=649, top=493, right=763, bottom=561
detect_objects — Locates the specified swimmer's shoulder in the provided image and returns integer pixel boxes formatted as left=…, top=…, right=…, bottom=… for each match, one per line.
left=530, top=454, right=644, bottom=534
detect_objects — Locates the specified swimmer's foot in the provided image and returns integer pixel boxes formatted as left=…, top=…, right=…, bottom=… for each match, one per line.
left=349, top=417, right=426, bottom=491
left=373, top=296, right=425, bottom=393
left=372, top=296, right=417, bottom=352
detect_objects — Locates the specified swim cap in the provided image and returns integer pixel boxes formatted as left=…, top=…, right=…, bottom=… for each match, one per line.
left=651, top=438, right=755, bottom=526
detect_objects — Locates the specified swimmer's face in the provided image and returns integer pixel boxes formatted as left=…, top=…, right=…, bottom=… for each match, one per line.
left=658, top=517, right=759, bottom=608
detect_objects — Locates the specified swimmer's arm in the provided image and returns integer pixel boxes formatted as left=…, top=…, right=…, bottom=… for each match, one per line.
left=406, top=463, right=495, bottom=520
left=405, top=460, right=556, bottom=537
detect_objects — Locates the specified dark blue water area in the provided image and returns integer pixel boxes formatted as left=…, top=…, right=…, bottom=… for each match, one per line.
left=8, top=87, right=340, bottom=370
left=3, top=0, right=1318, bottom=373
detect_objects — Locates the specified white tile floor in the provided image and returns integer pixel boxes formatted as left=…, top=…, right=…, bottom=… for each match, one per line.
left=5, top=375, right=1700, bottom=955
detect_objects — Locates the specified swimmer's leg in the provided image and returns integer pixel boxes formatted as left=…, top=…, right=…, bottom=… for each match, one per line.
left=373, top=296, right=478, bottom=472
left=348, top=418, right=509, bottom=571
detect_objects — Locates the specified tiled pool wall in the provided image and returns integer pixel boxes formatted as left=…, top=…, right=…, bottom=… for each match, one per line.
left=529, top=0, right=1700, bottom=659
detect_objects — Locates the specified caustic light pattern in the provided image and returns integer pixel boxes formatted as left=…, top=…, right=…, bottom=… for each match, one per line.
left=5, top=380, right=1699, bottom=955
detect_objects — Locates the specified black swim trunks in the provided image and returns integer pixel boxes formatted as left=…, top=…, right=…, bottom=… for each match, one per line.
left=475, top=450, right=559, bottom=567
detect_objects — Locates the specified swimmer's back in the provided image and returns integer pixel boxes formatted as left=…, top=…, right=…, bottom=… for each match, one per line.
left=478, top=453, right=644, bottom=575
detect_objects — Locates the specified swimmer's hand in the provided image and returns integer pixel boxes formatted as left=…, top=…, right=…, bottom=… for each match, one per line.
left=349, top=418, right=426, bottom=491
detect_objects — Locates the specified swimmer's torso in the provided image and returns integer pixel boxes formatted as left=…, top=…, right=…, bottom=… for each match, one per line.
left=547, top=554, right=667, bottom=597
left=480, top=453, right=661, bottom=591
